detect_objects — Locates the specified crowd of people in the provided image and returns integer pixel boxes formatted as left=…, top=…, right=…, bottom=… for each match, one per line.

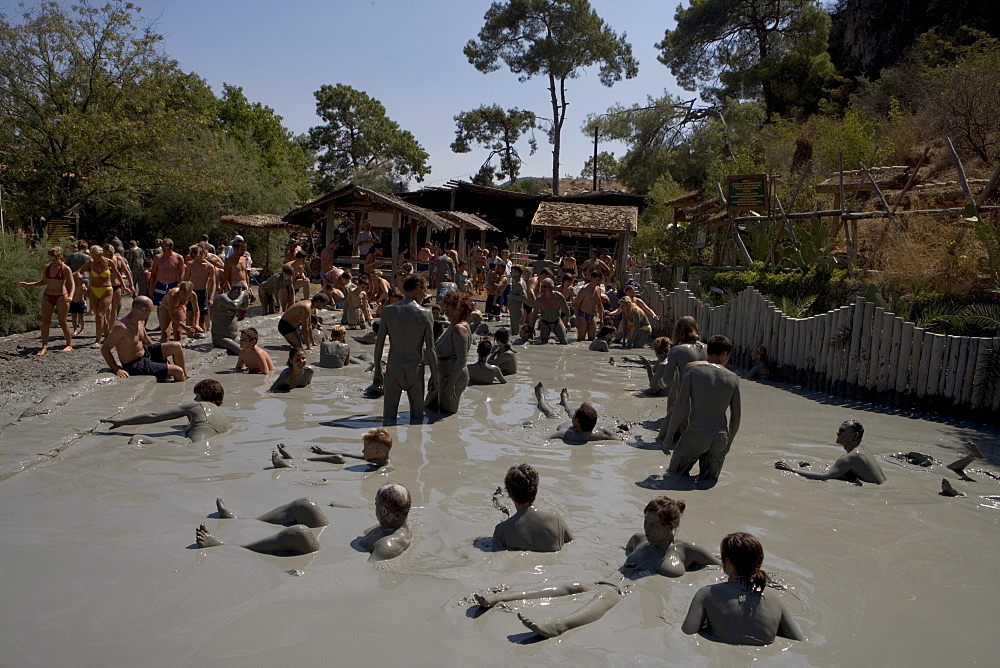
left=28, top=227, right=987, bottom=647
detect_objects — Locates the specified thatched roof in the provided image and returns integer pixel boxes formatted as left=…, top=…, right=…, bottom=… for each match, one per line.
left=437, top=210, right=502, bottom=233
left=284, top=184, right=455, bottom=230
left=530, top=201, right=637, bottom=234
left=665, top=190, right=703, bottom=207
left=220, top=214, right=310, bottom=232
left=815, top=166, right=911, bottom=194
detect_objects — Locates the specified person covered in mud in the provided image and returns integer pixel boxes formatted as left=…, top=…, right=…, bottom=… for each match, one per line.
left=211, top=284, right=250, bottom=354
left=639, top=336, right=673, bottom=395
left=468, top=338, right=506, bottom=385
left=682, top=532, right=804, bottom=645
left=775, top=419, right=885, bottom=484
left=487, top=327, right=517, bottom=375
left=662, top=336, right=741, bottom=482
left=235, top=327, right=275, bottom=374
left=534, top=384, right=619, bottom=443
left=491, top=464, right=573, bottom=553
left=101, top=379, right=230, bottom=443
left=319, top=324, right=369, bottom=368
left=372, top=274, right=438, bottom=425
left=270, top=427, right=393, bottom=472
left=588, top=325, right=616, bottom=352
left=195, top=497, right=327, bottom=556
left=475, top=495, right=718, bottom=638
left=358, top=483, right=412, bottom=561
left=657, top=316, right=708, bottom=445
left=101, top=296, right=187, bottom=382
left=530, top=277, right=570, bottom=345
left=270, top=347, right=313, bottom=392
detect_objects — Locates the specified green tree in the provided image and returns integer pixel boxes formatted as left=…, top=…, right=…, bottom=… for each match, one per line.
left=0, top=1, right=213, bottom=222
left=451, top=105, right=537, bottom=185
left=579, top=151, right=620, bottom=185
left=656, top=0, right=836, bottom=117
left=464, top=0, right=638, bottom=195
left=308, top=84, right=430, bottom=193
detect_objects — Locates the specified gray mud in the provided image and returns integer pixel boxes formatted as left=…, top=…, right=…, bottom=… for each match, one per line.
left=0, top=326, right=997, bottom=665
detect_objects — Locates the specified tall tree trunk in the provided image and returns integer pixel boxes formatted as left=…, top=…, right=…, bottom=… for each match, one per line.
left=548, top=72, right=561, bottom=196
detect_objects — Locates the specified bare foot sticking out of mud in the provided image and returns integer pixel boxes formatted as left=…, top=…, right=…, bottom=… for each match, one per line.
left=517, top=612, right=562, bottom=638
left=276, top=443, right=293, bottom=459
left=216, top=498, right=236, bottom=518
left=196, top=524, right=224, bottom=548
left=271, top=451, right=293, bottom=468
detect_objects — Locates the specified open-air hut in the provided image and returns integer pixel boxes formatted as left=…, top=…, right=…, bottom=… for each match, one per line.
left=529, top=201, right=638, bottom=284
left=436, top=210, right=502, bottom=261
left=220, top=213, right=310, bottom=272
left=282, top=184, right=454, bottom=276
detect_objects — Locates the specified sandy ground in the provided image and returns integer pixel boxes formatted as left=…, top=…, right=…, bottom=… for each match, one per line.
left=0, top=306, right=998, bottom=666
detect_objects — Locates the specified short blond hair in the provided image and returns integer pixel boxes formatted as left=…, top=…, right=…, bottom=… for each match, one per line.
left=363, top=427, right=393, bottom=453
left=330, top=325, right=347, bottom=341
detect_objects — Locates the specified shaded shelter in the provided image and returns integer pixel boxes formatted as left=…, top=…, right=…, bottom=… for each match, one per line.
left=220, top=214, right=310, bottom=273
left=437, top=210, right=501, bottom=261
left=530, top=201, right=638, bottom=284
left=283, top=184, right=454, bottom=275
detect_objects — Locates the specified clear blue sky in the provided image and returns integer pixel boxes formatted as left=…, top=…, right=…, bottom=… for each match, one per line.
left=128, top=1, right=687, bottom=188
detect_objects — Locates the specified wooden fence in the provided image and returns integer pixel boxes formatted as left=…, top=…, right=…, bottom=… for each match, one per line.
left=637, top=281, right=1000, bottom=415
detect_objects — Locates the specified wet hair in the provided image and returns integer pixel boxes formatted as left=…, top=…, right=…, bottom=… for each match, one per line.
left=48, top=247, right=63, bottom=260
left=242, top=327, right=259, bottom=342
left=162, top=238, right=174, bottom=248
left=673, top=316, right=701, bottom=344
left=363, top=427, right=393, bottom=453
left=142, top=259, right=152, bottom=269
left=330, top=325, right=347, bottom=342
left=706, top=334, right=733, bottom=356
left=720, top=532, right=769, bottom=593
left=376, top=483, right=410, bottom=526
left=193, top=379, right=225, bottom=406
left=476, top=338, right=492, bottom=359
left=574, top=402, right=598, bottom=433
left=402, top=274, right=425, bottom=292
left=590, top=270, right=601, bottom=279
left=644, top=496, right=686, bottom=531
left=494, top=327, right=510, bottom=345
left=311, top=293, right=330, bottom=306
left=519, top=323, right=535, bottom=340
left=104, top=243, right=116, bottom=255
left=842, top=419, right=864, bottom=441
left=653, top=336, right=672, bottom=356
left=450, top=291, right=474, bottom=325
left=597, top=325, right=616, bottom=339
left=287, top=347, right=307, bottom=366
left=504, top=464, right=539, bottom=505
left=177, top=281, right=194, bottom=296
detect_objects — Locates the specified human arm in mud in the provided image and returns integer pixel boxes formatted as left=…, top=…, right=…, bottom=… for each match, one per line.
left=102, top=403, right=196, bottom=429
left=659, top=370, right=692, bottom=447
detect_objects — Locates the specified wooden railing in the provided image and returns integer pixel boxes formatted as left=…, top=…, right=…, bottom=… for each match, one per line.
left=636, top=281, right=1000, bottom=415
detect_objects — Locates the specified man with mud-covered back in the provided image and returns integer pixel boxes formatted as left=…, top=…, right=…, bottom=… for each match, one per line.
left=373, top=274, right=438, bottom=425
left=492, top=464, right=573, bottom=552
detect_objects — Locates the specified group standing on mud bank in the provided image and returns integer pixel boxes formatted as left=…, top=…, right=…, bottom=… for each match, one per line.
left=25, top=229, right=991, bottom=647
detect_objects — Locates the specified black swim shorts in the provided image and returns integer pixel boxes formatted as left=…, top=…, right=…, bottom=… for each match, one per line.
left=69, top=301, right=86, bottom=315
left=122, top=344, right=169, bottom=381
left=277, top=318, right=296, bottom=336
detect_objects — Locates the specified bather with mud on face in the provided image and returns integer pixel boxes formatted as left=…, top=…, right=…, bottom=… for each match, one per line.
left=475, top=495, right=719, bottom=638
left=357, top=483, right=412, bottom=561
left=775, top=419, right=885, bottom=484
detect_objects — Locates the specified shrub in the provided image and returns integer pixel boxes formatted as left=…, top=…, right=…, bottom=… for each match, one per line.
left=0, top=231, right=49, bottom=335
left=700, top=262, right=851, bottom=313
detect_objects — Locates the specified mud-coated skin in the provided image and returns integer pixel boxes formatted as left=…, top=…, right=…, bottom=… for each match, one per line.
left=211, top=289, right=250, bottom=354
left=373, top=296, right=438, bottom=425
left=657, top=342, right=708, bottom=442
left=663, top=362, right=741, bottom=480
left=103, top=400, right=230, bottom=443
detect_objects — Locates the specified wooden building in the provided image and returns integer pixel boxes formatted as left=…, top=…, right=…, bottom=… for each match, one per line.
left=530, top=201, right=638, bottom=284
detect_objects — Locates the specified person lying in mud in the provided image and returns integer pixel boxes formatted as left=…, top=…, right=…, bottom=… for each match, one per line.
left=682, top=531, right=804, bottom=645
left=270, top=347, right=313, bottom=392
left=775, top=419, right=886, bottom=484
left=533, top=383, right=619, bottom=442
left=468, top=338, right=507, bottom=385
left=358, top=483, right=412, bottom=561
left=588, top=325, right=615, bottom=352
left=491, top=464, right=573, bottom=553
left=101, top=379, right=230, bottom=444
left=195, top=497, right=327, bottom=556
left=270, top=427, right=393, bottom=471
left=475, top=495, right=718, bottom=638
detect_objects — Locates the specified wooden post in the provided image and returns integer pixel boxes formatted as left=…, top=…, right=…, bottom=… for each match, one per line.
left=879, top=315, right=902, bottom=393
left=847, top=297, right=865, bottom=386
left=618, top=230, right=631, bottom=288
left=458, top=223, right=467, bottom=262
left=865, top=307, right=885, bottom=389
left=409, top=222, right=418, bottom=263
left=391, top=212, right=400, bottom=277
left=925, top=334, right=947, bottom=399
left=861, top=164, right=917, bottom=262
left=950, top=337, right=969, bottom=404
left=915, top=331, right=934, bottom=399
left=906, top=328, right=925, bottom=400
left=894, top=321, right=915, bottom=395
left=958, top=338, right=980, bottom=406
left=839, top=153, right=853, bottom=275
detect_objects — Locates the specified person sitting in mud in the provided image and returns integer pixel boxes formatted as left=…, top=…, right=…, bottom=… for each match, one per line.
left=530, top=277, right=570, bottom=345
left=491, top=464, right=573, bottom=553
left=270, top=347, right=314, bottom=392
left=746, top=345, right=770, bottom=380
left=468, top=338, right=506, bottom=385
left=319, top=324, right=360, bottom=368
left=475, top=496, right=718, bottom=638
left=101, top=296, right=187, bottom=382
left=270, top=427, right=393, bottom=471
left=278, top=293, right=329, bottom=350
left=195, top=497, right=327, bottom=556
left=211, top=285, right=250, bottom=355
left=775, top=419, right=886, bottom=485
left=487, top=327, right=517, bottom=375
left=235, top=327, right=275, bottom=374
left=639, top=336, right=673, bottom=395
left=101, top=379, right=230, bottom=444
left=358, top=483, right=412, bottom=561
left=588, top=325, right=615, bottom=352
left=516, top=323, right=535, bottom=345
left=682, top=532, right=804, bottom=645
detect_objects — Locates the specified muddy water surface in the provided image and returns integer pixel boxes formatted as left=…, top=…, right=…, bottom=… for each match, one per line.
left=0, top=340, right=997, bottom=666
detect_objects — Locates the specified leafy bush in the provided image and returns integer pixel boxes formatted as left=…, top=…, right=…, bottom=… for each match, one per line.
left=700, top=262, right=851, bottom=313
left=0, top=231, right=49, bottom=335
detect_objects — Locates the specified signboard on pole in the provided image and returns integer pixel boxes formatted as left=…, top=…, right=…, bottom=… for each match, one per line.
left=727, top=174, right=769, bottom=210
